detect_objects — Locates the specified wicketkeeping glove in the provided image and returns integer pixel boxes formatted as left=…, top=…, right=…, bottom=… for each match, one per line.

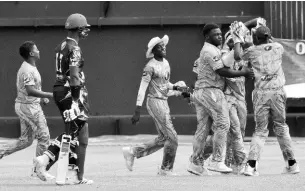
left=230, top=21, right=249, bottom=44
left=63, top=101, right=81, bottom=122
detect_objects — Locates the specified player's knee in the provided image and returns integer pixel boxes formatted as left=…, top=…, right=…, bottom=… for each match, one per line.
left=21, top=136, right=34, bottom=148
left=37, top=132, right=50, bottom=144
left=274, top=124, right=289, bottom=137
left=168, top=135, right=178, bottom=146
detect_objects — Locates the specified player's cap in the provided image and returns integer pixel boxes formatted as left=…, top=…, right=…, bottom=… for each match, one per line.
left=255, top=25, right=271, bottom=39
left=146, top=35, right=169, bottom=59
left=65, top=13, right=90, bottom=29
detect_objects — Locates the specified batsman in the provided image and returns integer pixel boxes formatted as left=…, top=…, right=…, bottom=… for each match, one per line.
left=33, top=13, right=93, bottom=185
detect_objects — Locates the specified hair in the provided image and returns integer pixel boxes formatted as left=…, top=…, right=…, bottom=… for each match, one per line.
left=202, top=23, right=220, bottom=37
left=19, top=41, right=35, bottom=60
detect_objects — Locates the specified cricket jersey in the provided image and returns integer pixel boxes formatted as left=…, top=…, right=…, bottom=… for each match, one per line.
left=15, top=61, right=42, bottom=104
left=193, top=42, right=225, bottom=90
left=54, top=37, right=89, bottom=118
left=136, top=58, right=174, bottom=106
left=241, top=42, right=285, bottom=90
left=224, top=60, right=247, bottom=101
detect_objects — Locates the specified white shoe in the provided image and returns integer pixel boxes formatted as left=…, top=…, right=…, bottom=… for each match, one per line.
left=243, top=163, right=259, bottom=176
left=65, top=170, right=94, bottom=185
left=231, top=164, right=245, bottom=175
left=282, top=163, right=300, bottom=174
left=187, top=161, right=211, bottom=176
left=33, top=157, right=47, bottom=181
left=208, top=161, right=232, bottom=173
left=31, top=167, right=55, bottom=180
left=157, top=167, right=177, bottom=176
left=122, top=147, right=135, bottom=171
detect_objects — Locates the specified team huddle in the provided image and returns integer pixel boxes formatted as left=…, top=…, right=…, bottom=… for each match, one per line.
left=123, top=18, right=301, bottom=177
left=0, top=13, right=300, bottom=186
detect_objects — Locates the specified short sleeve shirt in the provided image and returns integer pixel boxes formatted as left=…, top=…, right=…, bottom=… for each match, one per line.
left=193, top=42, right=225, bottom=90
left=15, top=62, right=42, bottom=104
left=241, top=42, right=285, bottom=90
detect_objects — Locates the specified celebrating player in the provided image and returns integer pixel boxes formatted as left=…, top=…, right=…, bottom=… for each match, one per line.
left=122, top=35, right=188, bottom=175
left=182, top=23, right=254, bottom=176
left=232, top=20, right=300, bottom=176
left=33, top=13, right=93, bottom=184
left=221, top=31, right=248, bottom=174
left=0, top=41, right=53, bottom=178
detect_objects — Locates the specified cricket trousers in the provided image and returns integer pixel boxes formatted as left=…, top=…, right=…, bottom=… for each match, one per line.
left=133, top=97, right=178, bottom=170
left=224, top=95, right=247, bottom=166
left=248, top=88, right=295, bottom=162
left=44, top=86, right=89, bottom=180
left=0, top=102, right=50, bottom=159
left=190, top=88, right=230, bottom=165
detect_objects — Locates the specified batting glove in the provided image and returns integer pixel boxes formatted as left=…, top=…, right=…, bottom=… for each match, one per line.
left=63, top=101, right=80, bottom=122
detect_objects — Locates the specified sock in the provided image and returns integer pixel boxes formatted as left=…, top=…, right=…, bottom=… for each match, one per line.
left=248, top=160, right=256, bottom=168
left=288, top=159, right=296, bottom=166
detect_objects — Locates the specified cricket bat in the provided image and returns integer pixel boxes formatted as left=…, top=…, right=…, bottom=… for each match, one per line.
left=56, top=134, right=71, bottom=185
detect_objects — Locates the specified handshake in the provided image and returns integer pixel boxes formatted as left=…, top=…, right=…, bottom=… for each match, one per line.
left=172, top=81, right=192, bottom=99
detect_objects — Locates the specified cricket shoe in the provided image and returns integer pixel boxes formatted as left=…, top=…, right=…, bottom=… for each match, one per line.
left=65, top=170, right=94, bottom=185
left=33, top=157, right=48, bottom=181
left=207, top=161, right=232, bottom=173
left=231, top=164, right=245, bottom=175
left=243, top=163, right=259, bottom=176
left=187, top=161, right=211, bottom=176
left=122, top=146, right=135, bottom=171
left=282, top=163, right=300, bottom=174
left=31, top=166, right=55, bottom=180
left=157, top=166, right=177, bottom=176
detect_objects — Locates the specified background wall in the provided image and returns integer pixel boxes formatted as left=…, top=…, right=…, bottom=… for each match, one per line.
left=0, top=1, right=304, bottom=138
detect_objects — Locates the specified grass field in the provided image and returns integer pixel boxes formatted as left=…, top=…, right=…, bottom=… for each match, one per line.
left=0, top=135, right=305, bottom=191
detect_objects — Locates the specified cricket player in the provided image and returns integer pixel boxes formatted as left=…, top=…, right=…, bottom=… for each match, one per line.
left=0, top=41, right=54, bottom=179
left=182, top=23, right=254, bottom=176
left=221, top=32, right=248, bottom=173
left=122, top=35, right=188, bottom=175
left=232, top=21, right=300, bottom=176
left=33, top=13, right=93, bottom=184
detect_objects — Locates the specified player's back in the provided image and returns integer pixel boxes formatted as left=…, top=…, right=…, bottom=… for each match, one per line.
left=243, top=42, right=285, bottom=89
left=54, top=38, right=83, bottom=87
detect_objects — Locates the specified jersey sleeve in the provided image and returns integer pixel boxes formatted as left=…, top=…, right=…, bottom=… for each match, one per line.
left=192, top=58, right=200, bottom=74
left=69, top=47, right=82, bottom=67
left=22, top=72, right=35, bottom=86
left=241, top=46, right=254, bottom=61
left=135, top=64, right=154, bottom=106
left=276, top=42, right=284, bottom=55
left=204, top=51, right=224, bottom=71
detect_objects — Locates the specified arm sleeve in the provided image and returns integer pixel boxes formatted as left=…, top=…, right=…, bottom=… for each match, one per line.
left=205, top=52, right=224, bottom=71
left=136, top=65, right=153, bottom=106
left=23, top=72, right=35, bottom=86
